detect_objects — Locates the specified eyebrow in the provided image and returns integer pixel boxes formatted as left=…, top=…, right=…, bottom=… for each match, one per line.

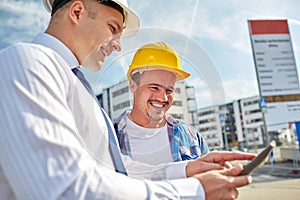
left=113, top=19, right=125, bottom=35
left=146, top=83, right=175, bottom=91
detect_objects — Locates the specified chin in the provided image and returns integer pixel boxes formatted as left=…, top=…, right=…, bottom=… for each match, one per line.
left=149, top=114, right=164, bottom=122
left=89, top=61, right=103, bottom=72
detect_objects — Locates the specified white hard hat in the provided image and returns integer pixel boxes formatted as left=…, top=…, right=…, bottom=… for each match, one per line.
left=43, top=0, right=140, bottom=37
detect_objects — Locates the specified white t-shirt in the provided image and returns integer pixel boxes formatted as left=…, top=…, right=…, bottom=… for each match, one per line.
left=125, top=115, right=173, bottom=165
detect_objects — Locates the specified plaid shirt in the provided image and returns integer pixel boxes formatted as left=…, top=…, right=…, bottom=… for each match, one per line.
left=113, top=111, right=210, bottom=162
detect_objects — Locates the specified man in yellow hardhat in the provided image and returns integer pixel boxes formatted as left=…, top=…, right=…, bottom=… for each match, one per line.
left=114, top=41, right=210, bottom=165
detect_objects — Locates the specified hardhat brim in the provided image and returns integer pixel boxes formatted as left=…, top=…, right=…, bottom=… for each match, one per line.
left=111, top=0, right=140, bottom=37
left=128, top=65, right=191, bottom=81
left=42, top=0, right=52, bottom=13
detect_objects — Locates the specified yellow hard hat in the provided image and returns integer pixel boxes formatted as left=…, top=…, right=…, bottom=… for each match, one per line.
left=127, top=42, right=190, bottom=80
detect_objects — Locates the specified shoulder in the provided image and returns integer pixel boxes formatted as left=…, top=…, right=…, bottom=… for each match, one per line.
left=1, top=42, right=57, bottom=57
left=172, top=117, right=196, bottom=131
left=113, top=110, right=130, bottom=129
left=166, top=116, right=197, bottom=134
left=1, top=43, right=67, bottom=70
left=0, top=42, right=72, bottom=91
left=169, top=117, right=200, bottom=138
left=114, top=111, right=127, bottom=123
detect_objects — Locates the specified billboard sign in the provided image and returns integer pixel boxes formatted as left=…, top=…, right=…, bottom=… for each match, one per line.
left=248, top=19, right=300, bottom=97
left=264, top=101, right=300, bottom=131
left=248, top=19, right=300, bottom=130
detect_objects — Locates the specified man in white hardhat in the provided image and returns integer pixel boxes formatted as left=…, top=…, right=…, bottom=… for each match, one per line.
left=43, top=0, right=140, bottom=37
left=0, top=1, right=256, bottom=199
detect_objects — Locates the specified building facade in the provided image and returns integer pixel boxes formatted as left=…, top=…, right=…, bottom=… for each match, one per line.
left=97, top=79, right=292, bottom=151
left=197, top=96, right=266, bottom=151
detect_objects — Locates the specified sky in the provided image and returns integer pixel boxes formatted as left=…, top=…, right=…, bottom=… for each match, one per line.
left=1, top=0, right=300, bottom=108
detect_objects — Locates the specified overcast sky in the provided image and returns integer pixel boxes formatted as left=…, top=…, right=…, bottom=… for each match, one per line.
left=1, top=0, right=300, bottom=108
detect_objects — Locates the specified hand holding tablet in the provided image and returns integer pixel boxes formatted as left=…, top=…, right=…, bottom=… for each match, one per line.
left=239, top=141, right=275, bottom=176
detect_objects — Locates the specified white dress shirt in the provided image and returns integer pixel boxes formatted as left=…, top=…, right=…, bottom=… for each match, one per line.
left=0, top=33, right=205, bottom=199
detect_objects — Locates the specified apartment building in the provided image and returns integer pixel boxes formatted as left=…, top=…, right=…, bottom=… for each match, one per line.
left=197, top=96, right=266, bottom=150
left=97, top=79, right=288, bottom=151
left=239, top=96, right=265, bottom=147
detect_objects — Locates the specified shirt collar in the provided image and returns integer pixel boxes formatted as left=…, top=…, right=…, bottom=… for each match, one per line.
left=32, top=32, right=79, bottom=69
left=166, top=115, right=179, bottom=127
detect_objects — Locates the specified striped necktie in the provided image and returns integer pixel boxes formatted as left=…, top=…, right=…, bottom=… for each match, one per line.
left=72, top=67, right=127, bottom=175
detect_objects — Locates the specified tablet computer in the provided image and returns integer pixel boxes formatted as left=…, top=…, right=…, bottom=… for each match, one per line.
left=239, top=141, right=275, bottom=176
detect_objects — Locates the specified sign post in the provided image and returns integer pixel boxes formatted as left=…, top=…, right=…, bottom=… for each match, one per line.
left=295, top=122, right=300, bottom=152
left=259, top=97, right=269, bottom=145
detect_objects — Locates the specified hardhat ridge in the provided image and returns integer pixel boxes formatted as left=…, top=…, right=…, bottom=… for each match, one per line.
left=127, top=42, right=190, bottom=81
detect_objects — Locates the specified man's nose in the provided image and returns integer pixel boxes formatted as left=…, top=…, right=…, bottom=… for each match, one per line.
left=155, top=89, right=169, bottom=102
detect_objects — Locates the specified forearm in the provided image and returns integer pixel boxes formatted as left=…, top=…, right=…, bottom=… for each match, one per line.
left=58, top=164, right=148, bottom=199
left=59, top=166, right=205, bottom=200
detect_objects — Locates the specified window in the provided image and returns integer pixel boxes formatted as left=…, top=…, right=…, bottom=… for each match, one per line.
left=113, top=100, right=130, bottom=111
left=112, top=86, right=129, bottom=97
left=175, top=87, right=181, bottom=93
left=172, top=100, right=182, bottom=106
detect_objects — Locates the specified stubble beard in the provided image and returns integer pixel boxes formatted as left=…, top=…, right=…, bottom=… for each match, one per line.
left=147, top=110, right=165, bottom=122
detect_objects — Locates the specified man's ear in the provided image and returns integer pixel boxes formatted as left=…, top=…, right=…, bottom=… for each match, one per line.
left=69, top=1, right=85, bottom=23
left=129, top=79, right=138, bottom=93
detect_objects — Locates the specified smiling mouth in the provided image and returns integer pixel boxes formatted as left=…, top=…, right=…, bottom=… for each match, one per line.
left=98, top=46, right=110, bottom=62
left=99, top=48, right=108, bottom=62
left=149, top=101, right=168, bottom=108
left=102, top=48, right=108, bottom=57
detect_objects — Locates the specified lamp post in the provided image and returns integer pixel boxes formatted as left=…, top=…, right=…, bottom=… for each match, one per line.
left=219, top=113, right=229, bottom=150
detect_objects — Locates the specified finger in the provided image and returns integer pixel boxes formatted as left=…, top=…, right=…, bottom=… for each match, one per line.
left=186, top=160, right=226, bottom=177
left=204, top=151, right=256, bottom=163
left=222, top=165, right=253, bottom=187
left=232, top=174, right=252, bottom=188
left=233, top=188, right=239, bottom=199
left=224, top=161, right=233, bottom=168
left=199, top=162, right=226, bottom=172
left=222, top=164, right=243, bottom=176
